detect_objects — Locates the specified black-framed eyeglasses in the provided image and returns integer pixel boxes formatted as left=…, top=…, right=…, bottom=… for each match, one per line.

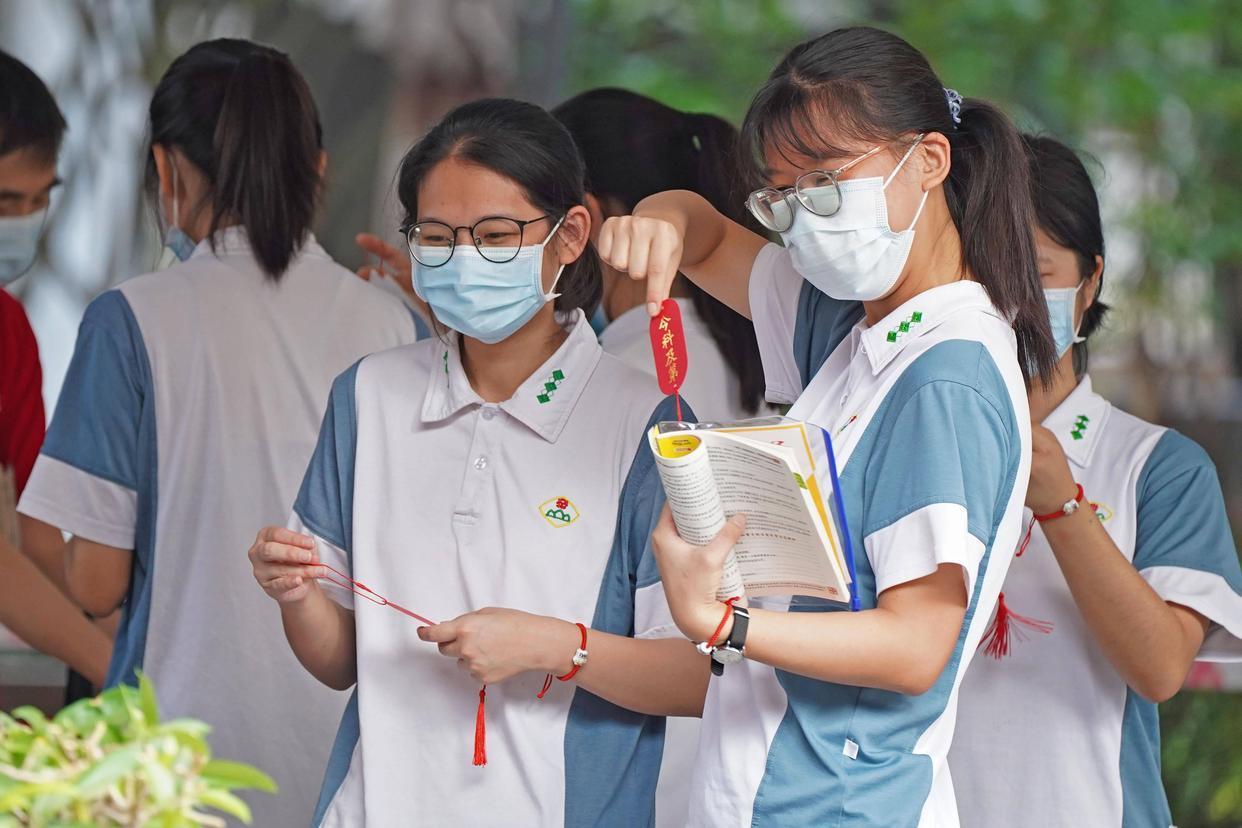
left=401, top=214, right=555, bottom=267
left=745, top=143, right=887, bottom=233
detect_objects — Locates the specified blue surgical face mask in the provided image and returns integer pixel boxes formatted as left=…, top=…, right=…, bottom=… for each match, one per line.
left=0, top=207, right=48, bottom=285
left=412, top=217, right=566, bottom=344
left=1044, top=285, right=1085, bottom=359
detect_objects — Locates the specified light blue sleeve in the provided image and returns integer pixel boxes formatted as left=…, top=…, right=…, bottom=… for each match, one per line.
left=856, top=341, right=1021, bottom=596
left=792, top=279, right=863, bottom=390
left=293, top=360, right=361, bottom=562
left=563, top=393, right=690, bottom=828
left=1134, top=430, right=1242, bottom=658
left=41, top=290, right=150, bottom=493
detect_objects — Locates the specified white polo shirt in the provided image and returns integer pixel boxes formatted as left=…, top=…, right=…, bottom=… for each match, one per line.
left=951, top=375, right=1242, bottom=828
left=688, top=244, right=1030, bottom=827
left=17, top=228, right=422, bottom=828
left=297, top=310, right=682, bottom=827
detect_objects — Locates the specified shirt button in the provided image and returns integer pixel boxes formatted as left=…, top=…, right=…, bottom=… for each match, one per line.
left=481, top=408, right=496, bottom=421
left=474, top=456, right=488, bottom=470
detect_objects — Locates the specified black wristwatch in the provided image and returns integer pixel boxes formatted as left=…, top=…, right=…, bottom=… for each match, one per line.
left=710, top=606, right=750, bottom=676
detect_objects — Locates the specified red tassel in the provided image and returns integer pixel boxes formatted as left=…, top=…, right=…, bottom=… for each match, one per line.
left=473, top=686, right=487, bottom=766
left=979, top=592, right=1053, bottom=659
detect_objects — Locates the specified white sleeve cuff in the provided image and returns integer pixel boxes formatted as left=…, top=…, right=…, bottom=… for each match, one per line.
left=748, top=243, right=805, bottom=406
left=864, top=503, right=982, bottom=597
left=1141, top=565, right=1242, bottom=661
left=17, top=454, right=137, bottom=549
left=634, top=580, right=683, bottom=640
left=288, top=511, right=354, bottom=610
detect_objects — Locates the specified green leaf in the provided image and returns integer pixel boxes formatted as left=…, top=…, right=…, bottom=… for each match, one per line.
left=10, top=707, right=48, bottom=733
left=75, top=744, right=141, bottom=797
left=143, top=755, right=178, bottom=804
left=201, top=759, right=277, bottom=793
left=198, top=787, right=253, bottom=824
left=137, top=670, right=161, bottom=726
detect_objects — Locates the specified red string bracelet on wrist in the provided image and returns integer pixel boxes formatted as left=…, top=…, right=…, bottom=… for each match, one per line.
left=538, top=622, right=589, bottom=699
left=1032, top=483, right=1085, bottom=523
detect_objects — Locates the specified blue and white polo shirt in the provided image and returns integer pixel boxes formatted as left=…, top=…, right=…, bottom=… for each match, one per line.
left=686, top=244, right=1031, bottom=827
left=296, top=310, right=683, bottom=827
left=16, top=227, right=423, bottom=828
left=951, top=375, right=1242, bottom=828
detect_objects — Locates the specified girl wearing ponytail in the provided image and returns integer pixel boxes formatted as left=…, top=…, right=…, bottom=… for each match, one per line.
left=598, top=25, right=1054, bottom=825
left=16, top=39, right=421, bottom=827
left=553, top=88, right=772, bottom=424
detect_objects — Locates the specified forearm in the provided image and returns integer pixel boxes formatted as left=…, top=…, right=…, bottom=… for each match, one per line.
left=0, top=540, right=111, bottom=684
left=740, top=604, right=962, bottom=695
left=1044, top=509, right=1206, bottom=701
left=633, top=190, right=765, bottom=316
left=19, top=515, right=71, bottom=594
left=569, top=629, right=709, bottom=717
left=280, top=588, right=357, bottom=691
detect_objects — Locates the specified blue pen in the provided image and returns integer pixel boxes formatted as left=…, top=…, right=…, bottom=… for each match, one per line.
left=820, top=427, right=860, bottom=612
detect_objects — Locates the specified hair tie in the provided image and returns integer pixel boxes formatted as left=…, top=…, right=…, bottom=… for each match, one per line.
left=944, top=88, right=963, bottom=126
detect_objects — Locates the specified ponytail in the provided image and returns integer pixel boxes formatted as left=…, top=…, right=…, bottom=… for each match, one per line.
left=146, top=39, right=324, bottom=281
left=554, top=89, right=768, bottom=412
left=741, top=26, right=1057, bottom=386
left=947, top=100, right=1057, bottom=384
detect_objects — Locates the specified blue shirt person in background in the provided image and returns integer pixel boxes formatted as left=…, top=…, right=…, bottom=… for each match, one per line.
left=951, top=134, right=1242, bottom=828
left=18, top=39, right=421, bottom=827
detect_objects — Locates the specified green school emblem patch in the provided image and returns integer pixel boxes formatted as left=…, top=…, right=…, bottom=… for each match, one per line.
left=536, top=369, right=566, bottom=404
left=885, top=311, right=924, bottom=343
left=1070, top=414, right=1090, bottom=441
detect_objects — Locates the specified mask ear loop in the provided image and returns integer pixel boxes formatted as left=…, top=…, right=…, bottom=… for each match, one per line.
left=882, top=134, right=930, bottom=233
left=541, top=215, right=569, bottom=301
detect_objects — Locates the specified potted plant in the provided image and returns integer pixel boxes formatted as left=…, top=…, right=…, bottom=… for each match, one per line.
left=0, top=673, right=275, bottom=826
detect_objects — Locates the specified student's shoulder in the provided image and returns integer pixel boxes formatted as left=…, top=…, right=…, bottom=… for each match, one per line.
left=353, top=336, right=441, bottom=385
left=593, top=350, right=671, bottom=417
left=891, top=338, right=1013, bottom=419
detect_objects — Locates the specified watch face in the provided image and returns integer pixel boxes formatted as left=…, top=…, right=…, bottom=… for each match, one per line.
left=712, top=647, right=743, bottom=665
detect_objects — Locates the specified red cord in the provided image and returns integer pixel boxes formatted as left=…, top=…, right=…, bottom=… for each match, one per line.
left=1032, top=484, right=1085, bottom=523
left=706, top=597, right=741, bottom=652
left=538, top=622, right=588, bottom=699
left=308, top=562, right=436, bottom=625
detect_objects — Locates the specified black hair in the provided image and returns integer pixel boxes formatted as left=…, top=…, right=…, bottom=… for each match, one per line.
left=396, top=97, right=602, bottom=321
left=145, top=38, right=323, bottom=280
left=0, top=49, right=66, bottom=164
left=741, top=26, right=1057, bottom=386
left=1024, top=134, right=1108, bottom=376
left=553, top=88, right=767, bottom=414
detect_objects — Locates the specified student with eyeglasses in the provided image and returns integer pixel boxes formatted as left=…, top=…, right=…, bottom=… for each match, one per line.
left=249, top=98, right=714, bottom=827
left=598, top=26, right=1056, bottom=825
left=949, top=135, right=1242, bottom=828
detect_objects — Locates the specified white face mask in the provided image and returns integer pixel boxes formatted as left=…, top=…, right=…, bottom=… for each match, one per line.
left=781, top=137, right=928, bottom=301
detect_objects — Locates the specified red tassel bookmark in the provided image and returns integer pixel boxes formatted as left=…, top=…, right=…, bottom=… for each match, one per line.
left=979, top=591, right=1054, bottom=659
left=474, top=686, right=488, bottom=766
left=650, top=299, right=689, bottom=420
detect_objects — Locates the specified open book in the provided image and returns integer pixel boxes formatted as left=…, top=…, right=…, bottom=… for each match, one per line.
left=648, top=417, right=855, bottom=604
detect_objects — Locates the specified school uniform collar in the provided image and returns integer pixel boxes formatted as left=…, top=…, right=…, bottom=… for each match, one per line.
left=187, top=226, right=331, bottom=264
left=857, top=280, right=1003, bottom=375
left=420, top=309, right=602, bottom=443
left=1041, top=373, right=1111, bottom=469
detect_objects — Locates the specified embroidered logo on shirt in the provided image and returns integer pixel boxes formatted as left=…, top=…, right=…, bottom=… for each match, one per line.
left=1089, top=501, right=1113, bottom=523
left=885, top=311, right=923, bottom=343
left=540, top=496, right=580, bottom=527
left=1070, top=414, right=1090, bottom=440
left=536, top=369, right=566, bottom=404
